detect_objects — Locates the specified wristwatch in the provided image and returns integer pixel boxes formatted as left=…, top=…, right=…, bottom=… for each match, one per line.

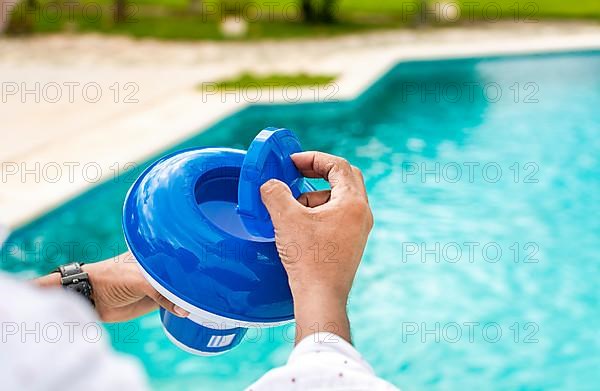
left=52, top=262, right=94, bottom=307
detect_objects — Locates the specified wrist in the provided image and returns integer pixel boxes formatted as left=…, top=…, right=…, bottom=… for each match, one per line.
left=292, top=286, right=351, bottom=344
left=80, top=263, right=99, bottom=302
left=290, top=281, right=349, bottom=308
left=34, top=262, right=94, bottom=306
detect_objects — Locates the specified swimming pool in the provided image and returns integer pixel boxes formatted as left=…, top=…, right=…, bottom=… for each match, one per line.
left=3, top=51, right=599, bottom=390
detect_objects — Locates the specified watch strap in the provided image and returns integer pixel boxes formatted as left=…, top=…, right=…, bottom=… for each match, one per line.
left=53, top=262, right=94, bottom=307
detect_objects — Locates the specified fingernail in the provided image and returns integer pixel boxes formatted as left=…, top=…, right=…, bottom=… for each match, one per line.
left=173, top=305, right=189, bottom=317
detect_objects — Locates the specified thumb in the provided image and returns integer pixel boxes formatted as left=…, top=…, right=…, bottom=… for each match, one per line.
left=260, top=179, right=299, bottom=225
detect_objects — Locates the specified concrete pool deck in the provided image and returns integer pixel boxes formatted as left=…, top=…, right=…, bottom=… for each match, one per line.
left=1, top=21, right=600, bottom=230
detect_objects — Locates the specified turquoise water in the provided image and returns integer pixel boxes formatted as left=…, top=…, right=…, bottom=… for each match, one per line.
left=3, top=52, right=600, bottom=390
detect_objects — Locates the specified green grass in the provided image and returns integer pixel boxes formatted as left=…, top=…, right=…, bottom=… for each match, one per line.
left=6, top=0, right=397, bottom=40
left=456, top=0, right=600, bottom=20
left=6, top=0, right=600, bottom=40
left=200, top=72, right=337, bottom=90
left=342, top=0, right=600, bottom=19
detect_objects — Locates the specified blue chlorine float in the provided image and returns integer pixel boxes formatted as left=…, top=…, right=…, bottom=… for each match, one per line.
left=122, top=128, right=315, bottom=355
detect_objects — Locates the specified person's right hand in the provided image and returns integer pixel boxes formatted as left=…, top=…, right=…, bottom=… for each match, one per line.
left=260, top=151, right=373, bottom=344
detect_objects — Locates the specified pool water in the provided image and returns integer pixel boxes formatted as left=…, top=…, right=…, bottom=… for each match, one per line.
left=3, top=52, right=600, bottom=390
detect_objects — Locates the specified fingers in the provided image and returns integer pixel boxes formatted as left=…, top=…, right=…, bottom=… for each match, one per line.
left=297, top=190, right=331, bottom=207
left=291, top=151, right=353, bottom=181
left=351, top=165, right=369, bottom=200
left=260, top=179, right=301, bottom=225
left=120, top=297, right=159, bottom=321
left=129, top=297, right=159, bottom=318
left=143, top=283, right=189, bottom=317
left=291, top=151, right=366, bottom=200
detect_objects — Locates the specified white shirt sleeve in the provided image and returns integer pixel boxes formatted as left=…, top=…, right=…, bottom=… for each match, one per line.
left=0, top=272, right=149, bottom=391
left=246, top=332, right=399, bottom=391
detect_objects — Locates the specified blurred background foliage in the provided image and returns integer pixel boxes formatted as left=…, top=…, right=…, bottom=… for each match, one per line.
left=5, top=0, right=600, bottom=40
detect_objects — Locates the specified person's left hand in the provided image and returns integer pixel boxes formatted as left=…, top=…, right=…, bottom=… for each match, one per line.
left=35, top=253, right=189, bottom=322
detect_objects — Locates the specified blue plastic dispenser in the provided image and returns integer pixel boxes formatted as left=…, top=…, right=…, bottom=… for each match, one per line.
left=122, top=128, right=313, bottom=355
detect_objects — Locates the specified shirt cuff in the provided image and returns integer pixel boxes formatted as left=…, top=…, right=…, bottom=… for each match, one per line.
left=288, top=332, right=375, bottom=374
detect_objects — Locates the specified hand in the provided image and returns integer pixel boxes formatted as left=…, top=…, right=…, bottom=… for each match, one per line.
left=260, top=151, right=373, bottom=344
left=35, top=253, right=189, bottom=322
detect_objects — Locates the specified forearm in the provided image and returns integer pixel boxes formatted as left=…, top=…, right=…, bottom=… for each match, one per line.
left=33, top=256, right=122, bottom=288
left=32, top=254, right=186, bottom=322
left=34, top=270, right=61, bottom=287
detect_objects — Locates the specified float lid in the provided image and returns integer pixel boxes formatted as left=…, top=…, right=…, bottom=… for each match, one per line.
left=238, top=128, right=304, bottom=238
